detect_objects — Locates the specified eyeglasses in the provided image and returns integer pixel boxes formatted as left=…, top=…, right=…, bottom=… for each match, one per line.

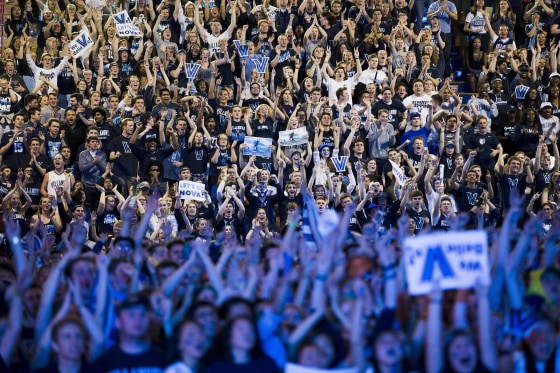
left=150, top=169, right=160, bottom=172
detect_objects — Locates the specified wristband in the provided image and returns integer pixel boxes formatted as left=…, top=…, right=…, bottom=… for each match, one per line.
left=383, top=268, right=396, bottom=280
left=381, top=264, right=396, bottom=271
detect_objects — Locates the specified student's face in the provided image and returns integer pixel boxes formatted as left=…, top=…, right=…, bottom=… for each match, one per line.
left=117, top=306, right=150, bottom=339
left=23, top=287, right=42, bottom=317
left=52, top=323, right=86, bottom=361
left=299, top=345, right=328, bottom=368
left=179, top=322, right=207, bottom=359
left=230, top=319, right=256, bottom=351
left=448, top=335, right=477, bottom=373
left=374, top=332, right=403, bottom=366
left=70, top=260, right=95, bottom=294
left=194, top=306, right=218, bottom=339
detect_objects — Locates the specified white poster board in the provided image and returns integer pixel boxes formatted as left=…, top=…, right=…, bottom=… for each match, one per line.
left=112, top=11, right=143, bottom=37
left=243, top=136, right=272, bottom=157
left=279, top=126, right=308, bottom=147
left=403, top=231, right=490, bottom=295
left=69, top=28, right=94, bottom=58
left=178, top=180, right=206, bottom=201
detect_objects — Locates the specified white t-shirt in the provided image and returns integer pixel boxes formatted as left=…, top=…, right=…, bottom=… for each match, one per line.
left=465, top=11, right=487, bottom=34
left=26, top=55, right=69, bottom=86
left=540, top=114, right=560, bottom=140
left=402, top=94, right=432, bottom=123
left=325, top=77, right=356, bottom=106
left=358, top=68, right=388, bottom=86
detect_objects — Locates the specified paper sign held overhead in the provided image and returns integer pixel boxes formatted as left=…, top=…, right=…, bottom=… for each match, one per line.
left=112, top=11, right=143, bottom=37
left=184, top=63, right=201, bottom=79
left=403, top=231, right=490, bottom=295
left=178, top=180, right=206, bottom=201
left=243, top=136, right=272, bottom=157
left=69, top=28, right=95, bottom=58
left=278, top=127, right=308, bottom=146
left=233, top=40, right=248, bottom=57
left=253, top=57, right=269, bottom=74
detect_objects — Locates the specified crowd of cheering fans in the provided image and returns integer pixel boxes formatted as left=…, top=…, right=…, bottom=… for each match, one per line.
left=0, top=0, right=559, bottom=371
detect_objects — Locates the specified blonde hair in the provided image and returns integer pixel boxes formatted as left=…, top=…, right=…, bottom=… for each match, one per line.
left=254, top=104, right=272, bottom=119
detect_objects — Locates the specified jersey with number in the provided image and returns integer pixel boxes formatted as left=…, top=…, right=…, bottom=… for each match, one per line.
left=0, top=93, right=16, bottom=114
left=0, top=130, right=26, bottom=172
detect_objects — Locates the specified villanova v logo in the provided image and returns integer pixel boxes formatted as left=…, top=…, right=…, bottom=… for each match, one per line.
left=185, top=63, right=201, bottom=79
left=507, top=178, right=518, bottom=190
left=466, top=192, right=478, bottom=206
left=331, top=156, right=348, bottom=173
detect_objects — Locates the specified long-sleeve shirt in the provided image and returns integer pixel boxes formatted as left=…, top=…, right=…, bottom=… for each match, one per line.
left=468, top=97, right=499, bottom=125
left=367, top=122, right=396, bottom=159
left=26, top=54, right=69, bottom=87
left=78, top=149, right=107, bottom=187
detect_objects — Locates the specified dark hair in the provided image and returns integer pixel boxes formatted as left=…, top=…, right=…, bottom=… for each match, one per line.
left=63, top=256, right=95, bottom=279
left=13, top=113, right=26, bottom=121
left=204, top=316, right=264, bottom=363
left=28, top=107, right=41, bottom=117
left=24, top=94, right=39, bottom=106
left=166, top=319, right=204, bottom=363
left=69, top=93, right=84, bottom=103
left=156, top=259, right=179, bottom=275
left=92, top=107, right=107, bottom=120
left=218, top=296, right=255, bottom=320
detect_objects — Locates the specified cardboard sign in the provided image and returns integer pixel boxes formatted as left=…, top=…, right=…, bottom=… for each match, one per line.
left=112, top=11, right=143, bottom=37
left=233, top=40, right=248, bottom=57
left=69, top=28, right=94, bottom=58
left=89, top=0, right=106, bottom=8
left=278, top=127, right=308, bottom=146
left=113, top=10, right=132, bottom=24
left=389, top=159, right=406, bottom=186
left=243, top=136, right=272, bottom=157
left=178, top=180, right=206, bottom=201
left=184, top=63, right=201, bottom=79
left=331, top=156, right=348, bottom=173
left=403, top=231, right=490, bottom=295
left=253, top=57, right=269, bottom=74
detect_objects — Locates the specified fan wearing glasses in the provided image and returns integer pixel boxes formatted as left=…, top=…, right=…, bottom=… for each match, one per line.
left=146, top=161, right=167, bottom=197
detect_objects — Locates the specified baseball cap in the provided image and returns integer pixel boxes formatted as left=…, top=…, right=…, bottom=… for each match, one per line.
left=177, top=49, right=187, bottom=54
left=118, top=46, right=129, bottom=53
left=138, top=181, right=150, bottom=190
left=446, top=141, right=455, bottom=147
left=550, top=72, right=560, bottom=79
left=506, top=105, right=517, bottom=113
left=409, top=111, right=421, bottom=120
left=519, top=64, right=530, bottom=72
left=540, top=102, right=553, bottom=110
